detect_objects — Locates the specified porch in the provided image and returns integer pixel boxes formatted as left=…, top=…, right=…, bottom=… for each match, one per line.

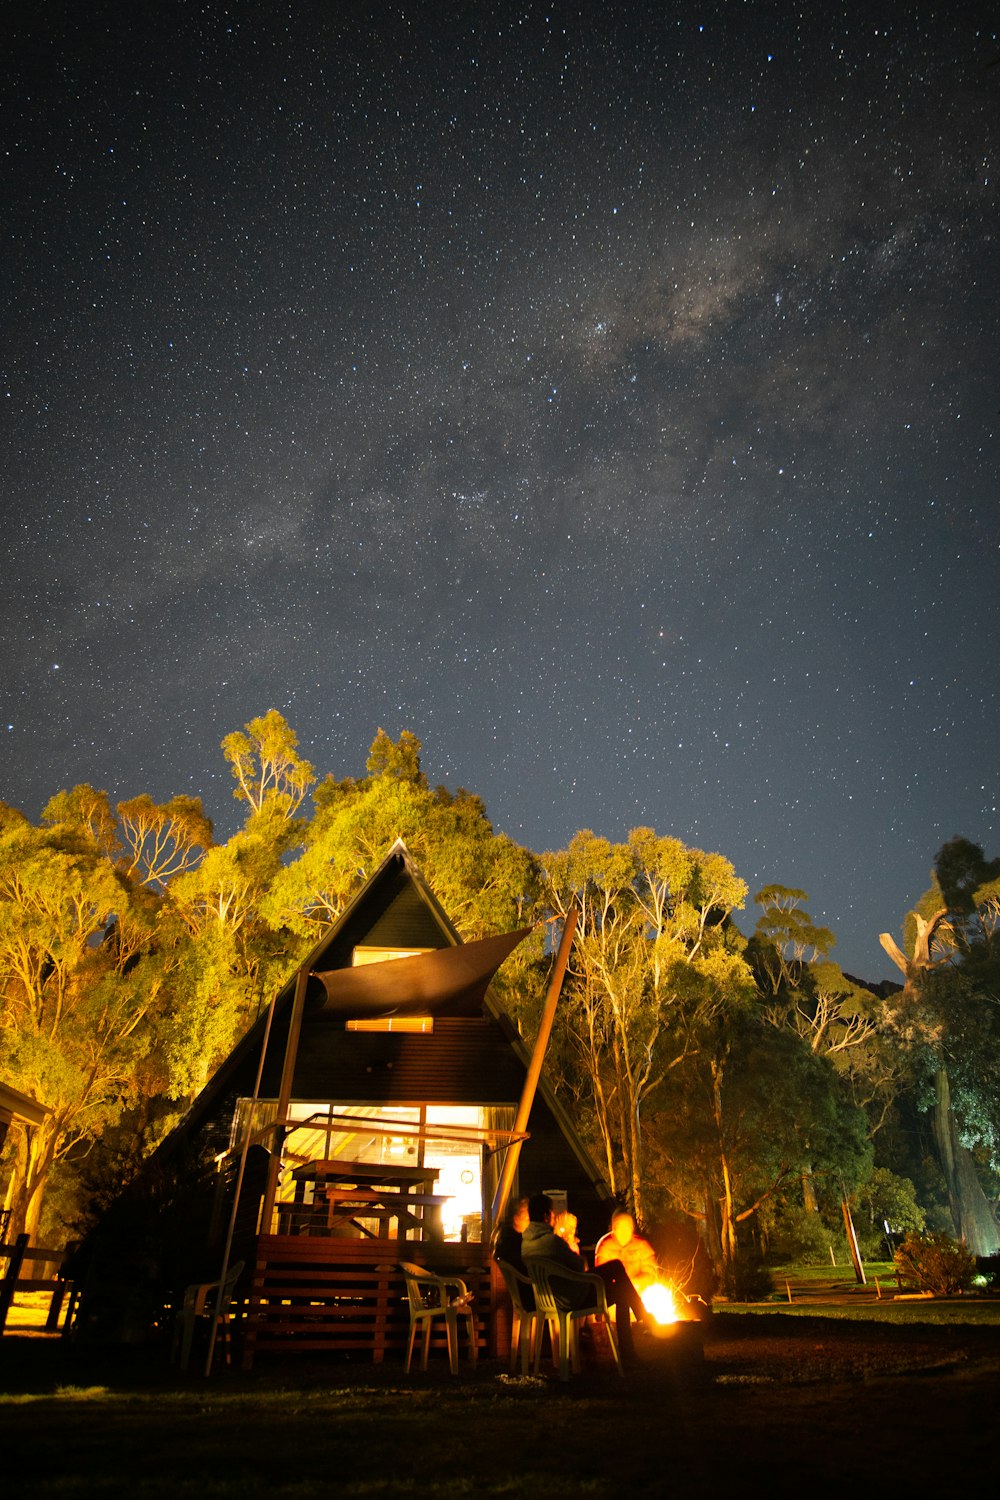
left=239, top=1235, right=504, bottom=1369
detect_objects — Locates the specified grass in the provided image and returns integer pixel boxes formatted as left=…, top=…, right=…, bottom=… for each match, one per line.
left=3, top=1302, right=1000, bottom=1498
left=721, top=1300, right=1000, bottom=1326
left=715, top=1259, right=1000, bottom=1325
left=4, top=1269, right=1000, bottom=1495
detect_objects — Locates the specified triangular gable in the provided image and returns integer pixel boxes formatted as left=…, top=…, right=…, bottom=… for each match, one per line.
left=158, top=841, right=610, bottom=1209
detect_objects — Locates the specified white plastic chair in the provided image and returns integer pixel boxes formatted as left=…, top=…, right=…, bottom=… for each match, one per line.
left=526, top=1256, right=622, bottom=1381
left=496, top=1259, right=543, bottom=1374
left=399, top=1261, right=477, bottom=1374
left=173, top=1259, right=244, bottom=1372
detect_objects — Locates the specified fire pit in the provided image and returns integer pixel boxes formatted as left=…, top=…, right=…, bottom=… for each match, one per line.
left=640, top=1282, right=706, bottom=1367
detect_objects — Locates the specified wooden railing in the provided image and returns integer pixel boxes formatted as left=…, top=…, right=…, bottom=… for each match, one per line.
left=241, top=1236, right=497, bottom=1369
left=0, top=1234, right=76, bottom=1334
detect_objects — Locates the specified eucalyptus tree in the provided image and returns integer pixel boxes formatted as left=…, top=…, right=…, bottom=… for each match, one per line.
left=880, top=838, right=1000, bottom=1255
left=221, top=708, right=316, bottom=817
left=750, top=884, right=835, bottom=999
left=540, top=828, right=752, bottom=1225
left=262, top=729, right=539, bottom=945
left=646, top=1006, right=871, bottom=1280
left=0, top=799, right=165, bottom=1237
left=752, top=891, right=882, bottom=1193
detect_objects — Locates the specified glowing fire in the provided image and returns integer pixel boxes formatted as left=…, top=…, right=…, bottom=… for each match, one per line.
left=641, top=1281, right=678, bottom=1325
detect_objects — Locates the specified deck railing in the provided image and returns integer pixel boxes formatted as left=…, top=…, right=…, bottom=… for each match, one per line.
left=241, top=1235, right=498, bottom=1368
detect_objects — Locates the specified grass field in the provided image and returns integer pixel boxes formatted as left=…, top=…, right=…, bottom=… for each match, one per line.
left=2, top=1291, right=999, bottom=1497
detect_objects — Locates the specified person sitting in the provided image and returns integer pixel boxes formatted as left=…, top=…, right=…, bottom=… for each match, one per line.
left=520, top=1193, right=648, bottom=1366
left=492, top=1196, right=530, bottom=1275
left=595, top=1208, right=659, bottom=1294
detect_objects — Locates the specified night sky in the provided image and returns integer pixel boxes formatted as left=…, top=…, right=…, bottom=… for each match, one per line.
left=3, top=1, right=998, bottom=981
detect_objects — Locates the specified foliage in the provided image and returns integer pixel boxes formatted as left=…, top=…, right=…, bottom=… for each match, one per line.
left=0, top=798, right=164, bottom=1236
left=880, top=837, right=1000, bottom=1255
left=761, top=1203, right=836, bottom=1265
left=117, top=795, right=213, bottom=888
left=749, top=885, right=835, bottom=998
left=221, top=708, right=316, bottom=817
left=264, top=732, right=539, bottom=943
left=720, top=1251, right=774, bottom=1301
left=893, top=1231, right=977, bottom=1295
left=539, top=827, right=751, bottom=1223
left=853, top=1167, right=925, bottom=1258
left=650, top=1009, right=871, bottom=1277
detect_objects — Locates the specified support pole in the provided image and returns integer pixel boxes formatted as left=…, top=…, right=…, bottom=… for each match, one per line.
left=841, top=1191, right=866, bottom=1285
left=490, top=909, right=578, bottom=1228
left=203, top=963, right=305, bottom=1377
left=259, top=964, right=310, bottom=1238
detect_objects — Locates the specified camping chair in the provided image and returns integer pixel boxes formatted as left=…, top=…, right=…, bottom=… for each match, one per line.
left=526, top=1257, right=623, bottom=1382
left=172, top=1259, right=245, bottom=1372
left=496, top=1260, right=543, bottom=1375
left=398, top=1261, right=477, bottom=1375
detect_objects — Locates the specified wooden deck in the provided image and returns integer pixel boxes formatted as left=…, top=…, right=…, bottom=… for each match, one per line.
left=241, top=1236, right=502, bottom=1368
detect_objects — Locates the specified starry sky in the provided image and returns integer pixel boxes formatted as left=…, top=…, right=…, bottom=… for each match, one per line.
left=3, top=1, right=998, bottom=981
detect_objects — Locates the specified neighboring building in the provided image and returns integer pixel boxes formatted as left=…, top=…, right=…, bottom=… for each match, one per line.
left=0, top=1082, right=48, bottom=1158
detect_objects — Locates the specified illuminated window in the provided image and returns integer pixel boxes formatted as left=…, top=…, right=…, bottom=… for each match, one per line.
left=351, top=946, right=431, bottom=966
left=346, top=1016, right=434, bottom=1033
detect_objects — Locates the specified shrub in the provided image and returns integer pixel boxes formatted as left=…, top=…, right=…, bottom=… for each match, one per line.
left=855, top=1168, right=925, bottom=1258
left=893, top=1231, right=976, bottom=1295
left=764, top=1204, right=836, bottom=1265
left=721, top=1252, right=774, bottom=1302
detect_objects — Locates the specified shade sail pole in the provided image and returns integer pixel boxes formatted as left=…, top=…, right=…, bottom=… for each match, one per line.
left=259, top=963, right=310, bottom=1238
left=203, top=972, right=283, bottom=1377
left=490, top=907, right=578, bottom=1229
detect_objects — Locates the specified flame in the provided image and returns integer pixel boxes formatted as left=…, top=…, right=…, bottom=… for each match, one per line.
left=641, top=1281, right=678, bottom=1325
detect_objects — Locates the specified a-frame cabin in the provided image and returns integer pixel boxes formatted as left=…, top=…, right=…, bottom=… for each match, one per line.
left=168, top=841, right=611, bottom=1366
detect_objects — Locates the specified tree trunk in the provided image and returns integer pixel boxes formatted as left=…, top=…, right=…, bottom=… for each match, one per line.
left=931, top=1066, right=1000, bottom=1256
left=710, top=1055, right=737, bottom=1271
left=626, top=1086, right=646, bottom=1224
left=4, top=1117, right=59, bottom=1240
left=701, top=1184, right=723, bottom=1274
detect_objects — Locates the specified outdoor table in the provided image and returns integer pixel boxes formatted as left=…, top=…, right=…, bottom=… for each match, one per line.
left=287, top=1158, right=451, bottom=1240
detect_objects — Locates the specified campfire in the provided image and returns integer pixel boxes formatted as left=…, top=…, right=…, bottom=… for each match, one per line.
left=641, top=1281, right=679, bottom=1326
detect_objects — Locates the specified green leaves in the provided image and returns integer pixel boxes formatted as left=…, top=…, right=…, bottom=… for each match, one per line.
left=221, top=709, right=316, bottom=817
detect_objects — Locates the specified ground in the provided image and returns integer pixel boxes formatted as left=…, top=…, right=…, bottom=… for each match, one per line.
left=2, top=1306, right=998, bottom=1496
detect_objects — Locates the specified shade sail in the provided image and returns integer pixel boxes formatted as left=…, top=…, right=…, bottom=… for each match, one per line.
left=313, top=927, right=532, bottom=1020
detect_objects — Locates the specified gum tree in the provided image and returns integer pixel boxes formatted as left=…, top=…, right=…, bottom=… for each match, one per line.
left=880, top=837, right=1000, bottom=1256
left=540, top=828, right=751, bottom=1225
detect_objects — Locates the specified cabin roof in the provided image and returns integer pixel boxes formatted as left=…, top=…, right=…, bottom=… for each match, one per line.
left=159, top=841, right=610, bottom=1205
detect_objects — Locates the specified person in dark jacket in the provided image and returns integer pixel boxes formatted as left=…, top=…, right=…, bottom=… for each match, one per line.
left=520, top=1193, right=648, bottom=1365
left=492, top=1196, right=530, bottom=1274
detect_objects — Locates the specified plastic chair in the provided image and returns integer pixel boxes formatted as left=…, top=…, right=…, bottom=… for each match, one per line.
left=526, top=1256, right=623, bottom=1381
left=496, top=1260, right=543, bottom=1374
left=173, top=1259, right=245, bottom=1372
left=399, top=1261, right=477, bottom=1374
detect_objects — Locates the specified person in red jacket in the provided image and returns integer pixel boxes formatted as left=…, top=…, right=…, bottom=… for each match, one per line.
left=594, top=1209, right=659, bottom=1294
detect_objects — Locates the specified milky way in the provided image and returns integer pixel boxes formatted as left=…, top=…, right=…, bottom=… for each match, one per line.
left=2, top=1, right=998, bottom=977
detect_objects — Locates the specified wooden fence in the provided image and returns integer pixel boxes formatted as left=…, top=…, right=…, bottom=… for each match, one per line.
left=0, top=1234, right=76, bottom=1334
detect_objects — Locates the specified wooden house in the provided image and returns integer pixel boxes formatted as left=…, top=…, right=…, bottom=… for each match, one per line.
left=165, top=840, right=611, bottom=1366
